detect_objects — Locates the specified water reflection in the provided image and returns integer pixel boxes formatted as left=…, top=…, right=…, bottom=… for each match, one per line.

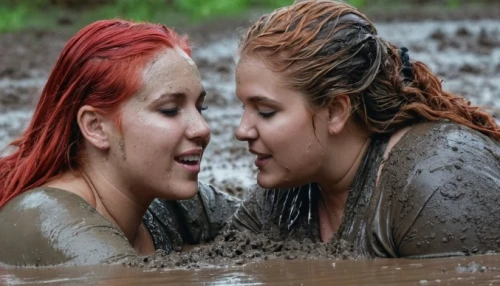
left=2, top=254, right=500, bottom=285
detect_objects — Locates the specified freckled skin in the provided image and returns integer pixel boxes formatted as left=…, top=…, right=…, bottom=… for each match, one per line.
left=118, top=138, right=126, bottom=160
left=107, top=48, right=210, bottom=201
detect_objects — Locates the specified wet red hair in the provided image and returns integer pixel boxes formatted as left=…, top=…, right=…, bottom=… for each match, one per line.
left=0, top=19, right=191, bottom=209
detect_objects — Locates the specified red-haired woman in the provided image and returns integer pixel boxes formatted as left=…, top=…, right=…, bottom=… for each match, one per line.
left=0, top=20, right=238, bottom=266
left=231, top=0, right=500, bottom=258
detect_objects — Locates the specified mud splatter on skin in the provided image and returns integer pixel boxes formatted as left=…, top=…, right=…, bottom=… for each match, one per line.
left=118, top=138, right=126, bottom=160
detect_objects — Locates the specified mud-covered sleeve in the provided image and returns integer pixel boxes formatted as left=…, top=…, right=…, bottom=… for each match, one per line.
left=0, top=189, right=138, bottom=266
left=228, top=185, right=271, bottom=233
left=162, top=182, right=242, bottom=245
left=371, top=124, right=500, bottom=258
left=197, top=181, right=241, bottom=237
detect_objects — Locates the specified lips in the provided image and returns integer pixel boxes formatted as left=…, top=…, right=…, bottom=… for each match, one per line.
left=256, top=154, right=272, bottom=160
left=250, top=149, right=272, bottom=168
left=175, top=149, right=203, bottom=172
left=175, top=154, right=201, bottom=165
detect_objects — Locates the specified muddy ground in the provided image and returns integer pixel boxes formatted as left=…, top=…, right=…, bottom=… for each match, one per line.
left=126, top=230, right=360, bottom=269
left=0, top=3, right=500, bottom=269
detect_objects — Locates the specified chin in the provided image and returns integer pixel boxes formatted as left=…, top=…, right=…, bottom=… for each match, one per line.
left=257, top=173, right=304, bottom=190
left=159, top=180, right=199, bottom=200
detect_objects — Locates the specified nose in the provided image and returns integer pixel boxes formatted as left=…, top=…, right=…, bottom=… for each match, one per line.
left=234, top=113, right=258, bottom=141
left=187, top=112, right=211, bottom=146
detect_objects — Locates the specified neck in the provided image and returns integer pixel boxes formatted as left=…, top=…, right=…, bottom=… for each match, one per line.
left=317, top=188, right=349, bottom=242
left=316, top=121, right=372, bottom=242
left=318, top=122, right=371, bottom=195
left=82, top=166, right=152, bottom=246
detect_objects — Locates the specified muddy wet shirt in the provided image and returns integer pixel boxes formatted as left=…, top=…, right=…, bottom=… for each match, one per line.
left=143, top=183, right=240, bottom=254
left=0, top=182, right=239, bottom=266
left=230, top=121, right=500, bottom=258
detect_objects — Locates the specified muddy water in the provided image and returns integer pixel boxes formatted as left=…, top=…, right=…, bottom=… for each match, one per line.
left=2, top=254, right=500, bottom=285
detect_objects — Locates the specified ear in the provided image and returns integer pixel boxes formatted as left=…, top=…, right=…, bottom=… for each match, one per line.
left=326, top=94, right=351, bottom=135
left=77, top=105, right=111, bottom=150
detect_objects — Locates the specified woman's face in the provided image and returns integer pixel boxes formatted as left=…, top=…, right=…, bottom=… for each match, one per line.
left=108, top=47, right=210, bottom=200
left=235, top=56, right=330, bottom=189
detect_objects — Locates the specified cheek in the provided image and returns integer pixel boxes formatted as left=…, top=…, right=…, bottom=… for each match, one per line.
left=270, top=115, right=325, bottom=161
left=123, top=118, right=182, bottom=152
left=270, top=113, right=314, bottom=145
left=261, top=118, right=302, bottom=154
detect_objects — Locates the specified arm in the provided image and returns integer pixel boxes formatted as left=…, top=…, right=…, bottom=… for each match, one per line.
left=0, top=188, right=137, bottom=266
left=371, top=123, right=500, bottom=258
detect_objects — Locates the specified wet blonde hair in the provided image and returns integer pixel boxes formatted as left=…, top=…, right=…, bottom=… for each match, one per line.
left=239, top=0, right=500, bottom=140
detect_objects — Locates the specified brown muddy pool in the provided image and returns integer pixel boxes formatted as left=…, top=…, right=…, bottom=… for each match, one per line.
left=2, top=254, right=500, bottom=285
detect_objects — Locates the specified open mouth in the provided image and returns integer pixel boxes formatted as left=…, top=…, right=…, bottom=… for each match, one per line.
left=255, top=154, right=272, bottom=168
left=257, top=155, right=272, bottom=160
left=175, top=155, right=201, bottom=165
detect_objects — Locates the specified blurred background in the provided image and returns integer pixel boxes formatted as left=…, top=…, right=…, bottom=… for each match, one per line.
left=0, top=0, right=496, bottom=34
left=0, top=0, right=499, bottom=195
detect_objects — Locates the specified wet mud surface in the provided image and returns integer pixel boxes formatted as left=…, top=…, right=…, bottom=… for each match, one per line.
left=125, top=230, right=359, bottom=269
left=4, top=254, right=500, bottom=285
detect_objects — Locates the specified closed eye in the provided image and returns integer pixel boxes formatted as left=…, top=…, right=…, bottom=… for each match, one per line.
left=198, top=105, right=208, bottom=113
left=160, top=108, right=178, bottom=117
left=258, top=111, right=276, bottom=118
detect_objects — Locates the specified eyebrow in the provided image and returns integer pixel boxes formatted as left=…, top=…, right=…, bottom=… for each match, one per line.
left=151, top=92, right=182, bottom=105
left=151, top=90, right=207, bottom=105
left=248, top=95, right=280, bottom=105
